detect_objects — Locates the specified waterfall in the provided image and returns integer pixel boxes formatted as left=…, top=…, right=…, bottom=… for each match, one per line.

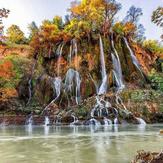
left=72, top=39, right=78, bottom=58
left=65, top=68, right=81, bottom=105
left=44, top=116, right=50, bottom=126
left=115, top=94, right=128, bottom=111
left=111, top=36, right=124, bottom=90
left=43, top=77, right=62, bottom=112
left=111, top=54, right=124, bottom=90
left=89, top=118, right=101, bottom=126
left=98, top=35, right=108, bottom=95
left=57, top=43, right=64, bottom=76
left=69, top=44, right=72, bottom=64
left=53, top=77, right=62, bottom=101
left=26, top=114, right=33, bottom=126
left=26, top=61, right=36, bottom=105
left=90, top=96, right=111, bottom=118
left=136, top=117, right=146, bottom=125
left=70, top=114, right=78, bottom=126
left=114, top=117, right=118, bottom=124
left=123, top=37, right=144, bottom=78
left=103, top=117, right=112, bottom=126
left=55, top=115, right=62, bottom=125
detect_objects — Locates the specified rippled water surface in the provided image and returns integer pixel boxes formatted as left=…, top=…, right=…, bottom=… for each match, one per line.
left=0, top=124, right=163, bottom=163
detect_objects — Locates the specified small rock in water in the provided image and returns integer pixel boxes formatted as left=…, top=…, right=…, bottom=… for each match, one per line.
left=159, top=130, right=163, bottom=135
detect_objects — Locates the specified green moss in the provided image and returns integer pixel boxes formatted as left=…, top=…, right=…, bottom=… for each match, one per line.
left=75, top=106, right=88, bottom=118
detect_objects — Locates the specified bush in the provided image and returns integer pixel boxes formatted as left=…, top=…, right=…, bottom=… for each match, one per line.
left=149, top=69, right=163, bottom=91
left=143, top=40, right=163, bottom=54
left=0, top=54, right=31, bottom=88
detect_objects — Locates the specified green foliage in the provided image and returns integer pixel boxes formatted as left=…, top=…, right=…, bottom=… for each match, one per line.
left=152, top=7, right=163, bottom=27
left=53, top=16, right=63, bottom=29
left=149, top=69, right=163, bottom=91
left=143, top=40, right=163, bottom=54
left=152, top=7, right=163, bottom=40
left=112, top=22, right=124, bottom=35
left=6, top=25, right=26, bottom=44
left=0, top=54, right=31, bottom=88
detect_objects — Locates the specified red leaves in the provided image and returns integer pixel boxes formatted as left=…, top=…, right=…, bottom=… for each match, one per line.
left=0, top=60, right=14, bottom=79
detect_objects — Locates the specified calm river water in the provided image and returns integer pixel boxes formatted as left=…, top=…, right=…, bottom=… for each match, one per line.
left=0, top=124, right=162, bottom=163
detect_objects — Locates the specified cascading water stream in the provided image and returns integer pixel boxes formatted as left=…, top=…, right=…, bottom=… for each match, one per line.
left=55, top=114, right=62, bottom=125
left=44, top=116, right=50, bottom=126
left=26, top=61, right=37, bottom=105
left=43, top=77, right=62, bottom=113
left=136, top=117, right=146, bottom=125
left=98, top=35, right=108, bottom=95
left=43, top=44, right=64, bottom=112
left=123, top=37, right=144, bottom=79
left=26, top=114, right=33, bottom=126
left=115, top=94, right=128, bottom=111
left=70, top=114, right=78, bottom=126
left=53, top=77, right=62, bottom=101
left=57, top=43, right=64, bottom=76
left=65, top=68, right=81, bottom=105
left=69, top=43, right=72, bottom=64
left=103, top=117, right=112, bottom=126
left=111, top=36, right=124, bottom=90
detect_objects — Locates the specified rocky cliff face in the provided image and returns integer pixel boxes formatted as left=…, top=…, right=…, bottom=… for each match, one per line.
left=0, top=35, right=162, bottom=124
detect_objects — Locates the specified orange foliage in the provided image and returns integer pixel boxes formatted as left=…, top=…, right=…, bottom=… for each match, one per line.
left=0, top=88, right=18, bottom=101
left=0, top=60, right=14, bottom=79
left=124, top=22, right=136, bottom=36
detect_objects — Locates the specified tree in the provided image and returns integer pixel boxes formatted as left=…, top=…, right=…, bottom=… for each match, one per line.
left=28, top=21, right=39, bottom=41
left=53, top=16, right=63, bottom=30
left=152, top=7, right=163, bottom=40
left=143, top=40, right=163, bottom=54
left=152, top=7, right=163, bottom=27
left=67, top=0, right=121, bottom=37
left=0, top=8, right=10, bottom=37
left=124, top=6, right=145, bottom=41
left=6, top=25, right=25, bottom=44
left=124, top=6, right=143, bottom=24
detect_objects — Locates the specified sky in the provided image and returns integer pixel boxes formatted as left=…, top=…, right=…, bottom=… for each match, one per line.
left=0, top=0, right=163, bottom=41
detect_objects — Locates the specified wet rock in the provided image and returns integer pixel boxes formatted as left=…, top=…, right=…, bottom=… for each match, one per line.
left=132, top=150, right=163, bottom=163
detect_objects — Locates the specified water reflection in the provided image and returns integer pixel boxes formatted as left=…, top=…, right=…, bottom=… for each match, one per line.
left=44, top=126, right=50, bottom=136
left=0, top=124, right=162, bottom=163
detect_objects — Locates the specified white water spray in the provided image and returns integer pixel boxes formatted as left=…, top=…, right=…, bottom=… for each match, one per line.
left=98, top=36, right=108, bottom=95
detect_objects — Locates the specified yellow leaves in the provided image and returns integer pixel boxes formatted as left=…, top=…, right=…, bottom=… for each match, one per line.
left=113, top=22, right=136, bottom=36
left=124, top=22, right=136, bottom=35
left=6, top=25, right=25, bottom=44
left=112, top=22, right=124, bottom=35
left=0, top=88, right=17, bottom=101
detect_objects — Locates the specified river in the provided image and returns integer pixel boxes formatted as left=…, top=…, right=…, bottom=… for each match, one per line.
left=0, top=124, right=162, bottom=163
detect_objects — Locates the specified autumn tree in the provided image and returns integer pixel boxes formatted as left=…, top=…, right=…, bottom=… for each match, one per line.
left=124, top=6, right=145, bottom=41
left=30, top=18, right=63, bottom=58
left=6, top=25, right=25, bottom=44
left=53, top=16, right=63, bottom=30
left=152, top=7, right=163, bottom=40
left=69, top=0, right=121, bottom=37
